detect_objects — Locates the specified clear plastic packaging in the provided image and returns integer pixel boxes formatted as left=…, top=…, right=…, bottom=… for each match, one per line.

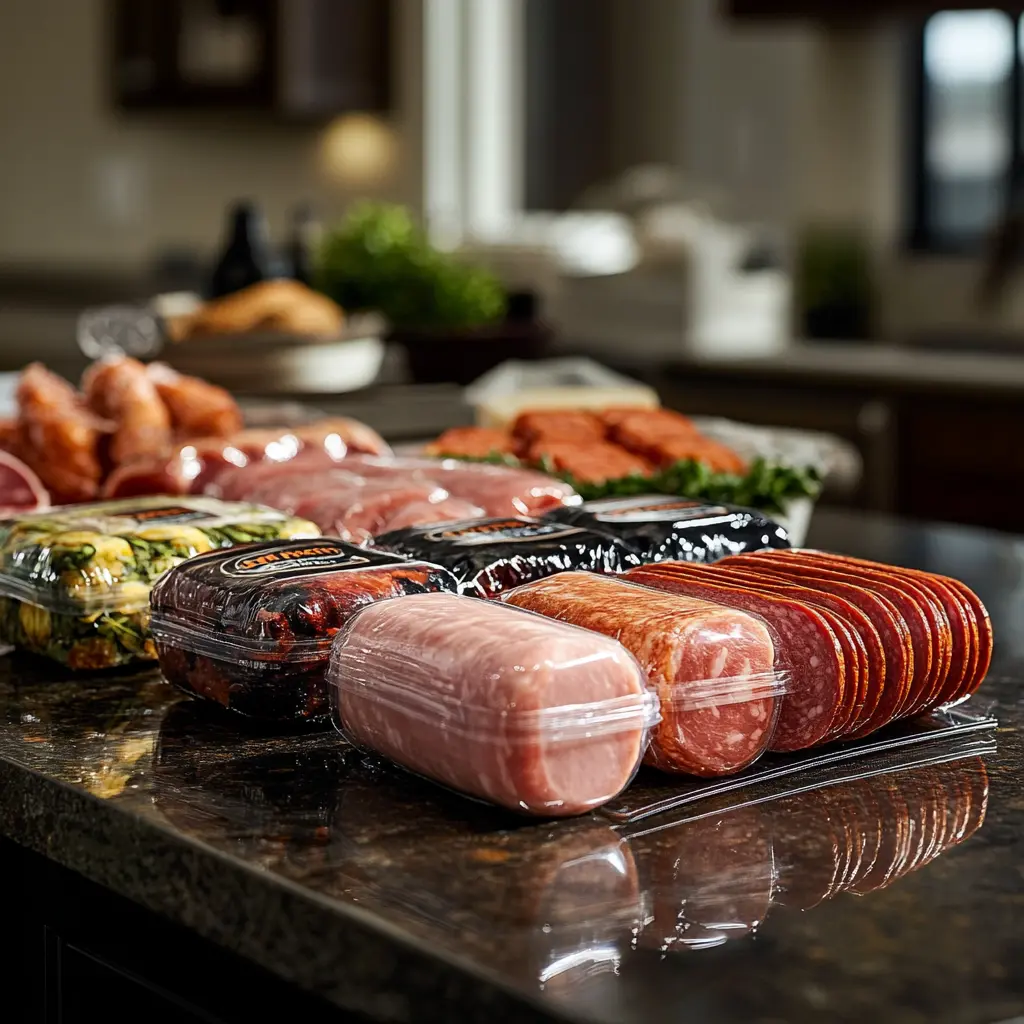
left=372, top=516, right=639, bottom=598
left=602, top=700, right=997, bottom=824
left=328, top=592, right=660, bottom=816
left=0, top=497, right=319, bottom=669
left=502, top=572, right=789, bottom=777
left=543, top=495, right=790, bottom=563
left=103, top=417, right=391, bottom=499
left=150, top=539, right=458, bottom=721
left=337, top=454, right=580, bottom=517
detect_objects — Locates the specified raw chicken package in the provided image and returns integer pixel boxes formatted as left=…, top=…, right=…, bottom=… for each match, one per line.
left=544, top=495, right=790, bottom=564
left=150, top=538, right=458, bottom=721
left=371, top=516, right=640, bottom=598
left=328, top=592, right=660, bottom=816
left=0, top=498, right=318, bottom=669
left=503, top=573, right=789, bottom=777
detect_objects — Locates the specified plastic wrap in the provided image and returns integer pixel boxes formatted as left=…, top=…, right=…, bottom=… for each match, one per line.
left=503, top=572, right=789, bottom=777
left=329, top=592, right=659, bottom=816
left=600, top=701, right=996, bottom=824
left=372, top=516, right=639, bottom=597
left=0, top=498, right=319, bottom=668
left=339, top=454, right=579, bottom=517
left=544, top=495, right=790, bottom=563
left=150, top=538, right=458, bottom=721
left=103, top=417, right=392, bottom=499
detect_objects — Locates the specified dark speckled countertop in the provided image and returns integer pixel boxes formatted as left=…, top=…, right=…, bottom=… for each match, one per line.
left=1, top=508, right=1023, bottom=1023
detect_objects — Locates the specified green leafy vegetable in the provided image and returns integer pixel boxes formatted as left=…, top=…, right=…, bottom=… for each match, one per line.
left=315, top=202, right=507, bottom=330
left=434, top=452, right=821, bottom=516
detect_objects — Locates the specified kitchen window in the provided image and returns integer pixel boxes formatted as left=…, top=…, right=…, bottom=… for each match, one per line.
left=911, top=9, right=1021, bottom=251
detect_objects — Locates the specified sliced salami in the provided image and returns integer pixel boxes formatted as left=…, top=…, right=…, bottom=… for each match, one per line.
left=718, top=554, right=913, bottom=737
left=789, top=553, right=952, bottom=717
left=789, top=551, right=987, bottom=707
left=734, top=551, right=936, bottom=721
left=708, top=563, right=888, bottom=738
left=625, top=563, right=845, bottom=751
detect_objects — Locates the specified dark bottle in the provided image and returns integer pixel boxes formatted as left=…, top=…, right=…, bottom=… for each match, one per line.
left=208, top=200, right=285, bottom=299
left=286, top=202, right=320, bottom=287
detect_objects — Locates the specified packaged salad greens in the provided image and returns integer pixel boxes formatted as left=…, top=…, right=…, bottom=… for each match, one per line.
left=0, top=497, right=319, bottom=669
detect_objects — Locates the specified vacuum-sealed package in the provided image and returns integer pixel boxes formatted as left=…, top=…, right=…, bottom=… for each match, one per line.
left=544, top=495, right=790, bottom=564
left=328, top=592, right=660, bottom=816
left=0, top=497, right=319, bottom=669
left=150, top=538, right=458, bottom=721
left=502, top=572, right=789, bottom=777
left=371, top=516, right=639, bottom=598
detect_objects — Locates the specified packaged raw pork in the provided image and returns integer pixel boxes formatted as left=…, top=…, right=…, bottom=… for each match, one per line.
left=544, top=495, right=790, bottom=564
left=338, top=455, right=579, bottom=517
left=104, top=418, right=391, bottom=498
left=150, top=538, right=458, bottom=721
left=503, top=572, right=788, bottom=776
left=328, top=592, right=659, bottom=815
left=372, top=516, right=639, bottom=598
left=0, top=498, right=318, bottom=668
left=237, top=470, right=485, bottom=543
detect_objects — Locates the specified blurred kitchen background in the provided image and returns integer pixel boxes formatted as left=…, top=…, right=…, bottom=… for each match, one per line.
left=2, top=0, right=1024, bottom=531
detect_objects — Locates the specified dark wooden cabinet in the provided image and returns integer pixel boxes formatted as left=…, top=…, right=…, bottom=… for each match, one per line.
left=111, top=0, right=391, bottom=118
left=1, top=838, right=366, bottom=1024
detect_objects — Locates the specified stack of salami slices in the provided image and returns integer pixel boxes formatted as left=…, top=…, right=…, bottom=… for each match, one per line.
left=625, top=549, right=992, bottom=752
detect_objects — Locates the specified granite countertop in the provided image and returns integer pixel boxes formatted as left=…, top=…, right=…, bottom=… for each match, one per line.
left=1, top=508, right=1023, bottom=1023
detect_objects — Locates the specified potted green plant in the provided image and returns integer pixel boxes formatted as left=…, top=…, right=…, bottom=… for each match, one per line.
left=315, top=203, right=550, bottom=384
left=796, top=226, right=874, bottom=342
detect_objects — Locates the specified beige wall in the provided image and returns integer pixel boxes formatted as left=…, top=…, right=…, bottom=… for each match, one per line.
left=0, top=0, right=422, bottom=272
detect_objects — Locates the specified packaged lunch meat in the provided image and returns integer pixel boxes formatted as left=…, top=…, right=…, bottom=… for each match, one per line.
left=150, top=539, right=458, bottom=721
left=104, top=418, right=391, bottom=499
left=0, top=498, right=319, bottom=669
left=372, top=516, right=640, bottom=598
left=338, top=455, right=580, bottom=517
left=503, top=572, right=788, bottom=777
left=328, top=592, right=659, bottom=815
left=544, top=495, right=790, bottom=564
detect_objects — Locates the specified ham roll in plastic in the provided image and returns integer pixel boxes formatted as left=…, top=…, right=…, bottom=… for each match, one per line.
left=329, top=593, right=658, bottom=816
left=503, top=573, right=787, bottom=777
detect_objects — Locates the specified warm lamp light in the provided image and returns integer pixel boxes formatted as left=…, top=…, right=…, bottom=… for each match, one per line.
left=318, top=113, right=397, bottom=188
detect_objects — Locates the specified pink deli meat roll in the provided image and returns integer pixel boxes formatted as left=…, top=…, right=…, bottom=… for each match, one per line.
left=329, top=592, right=656, bottom=816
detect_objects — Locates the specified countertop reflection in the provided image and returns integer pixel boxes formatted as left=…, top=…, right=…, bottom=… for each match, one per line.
left=0, top=508, right=1022, bottom=1023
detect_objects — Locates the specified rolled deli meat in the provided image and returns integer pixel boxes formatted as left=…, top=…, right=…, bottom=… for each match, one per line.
left=503, top=573, right=786, bottom=776
left=329, top=592, right=657, bottom=816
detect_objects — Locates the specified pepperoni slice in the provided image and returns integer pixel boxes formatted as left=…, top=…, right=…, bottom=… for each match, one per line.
left=784, top=552, right=954, bottom=714
left=722, top=553, right=918, bottom=727
left=705, top=564, right=876, bottom=738
left=718, top=555, right=912, bottom=737
left=747, top=552, right=938, bottom=720
left=797, top=553, right=988, bottom=706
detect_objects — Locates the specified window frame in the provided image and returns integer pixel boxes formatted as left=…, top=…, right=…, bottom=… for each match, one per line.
left=908, top=8, right=1023, bottom=254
